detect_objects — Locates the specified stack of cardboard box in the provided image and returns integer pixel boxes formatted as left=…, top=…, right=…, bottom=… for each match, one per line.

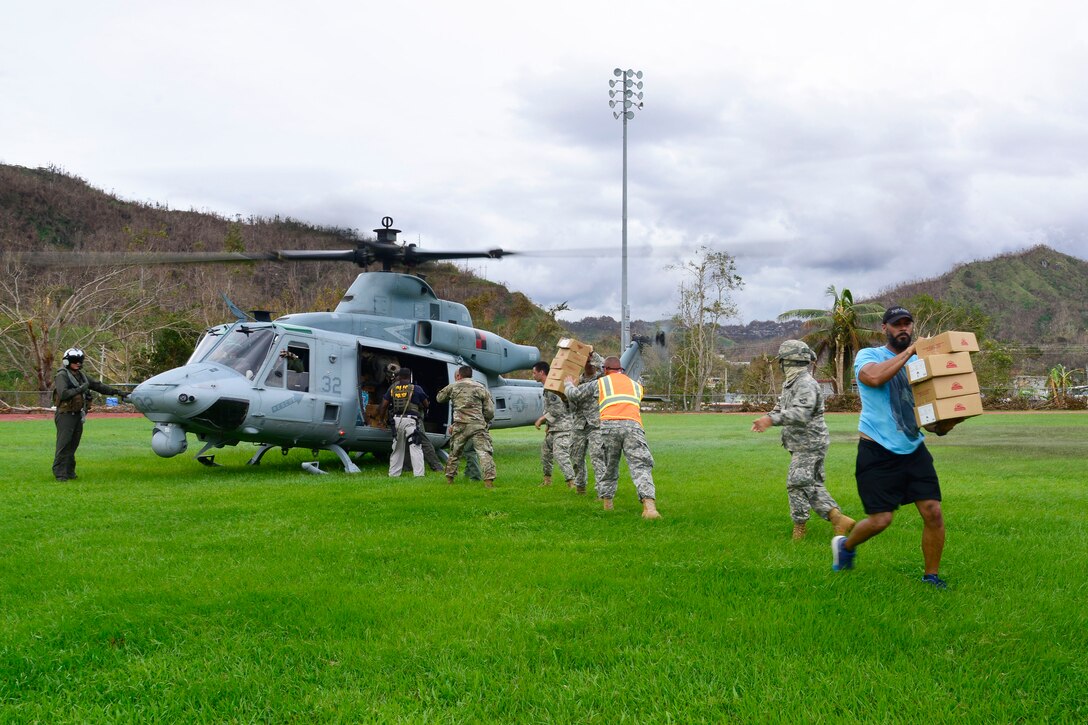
left=544, top=338, right=593, bottom=397
left=906, top=331, right=983, bottom=426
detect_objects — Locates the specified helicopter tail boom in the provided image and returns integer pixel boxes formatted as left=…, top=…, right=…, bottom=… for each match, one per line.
left=415, top=319, right=540, bottom=376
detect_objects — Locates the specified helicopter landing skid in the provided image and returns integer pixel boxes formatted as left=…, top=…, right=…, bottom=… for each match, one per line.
left=246, top=442, right=361, bottom=474
left=246, top=444, right=276, bottom=466
left=327, top=444, right=361, bottom=474
left=195, top=442, right=223, bottom=467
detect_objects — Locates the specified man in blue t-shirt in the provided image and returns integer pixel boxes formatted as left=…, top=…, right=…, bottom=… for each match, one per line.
left=831, top=306, right=958, bottom=588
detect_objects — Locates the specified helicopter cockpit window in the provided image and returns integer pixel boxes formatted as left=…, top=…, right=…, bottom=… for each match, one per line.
left=205, top=326, right=278, bottom=381
left=187, top=325, right=229, bottom=364
left=264, top=343, right=310, bottom=391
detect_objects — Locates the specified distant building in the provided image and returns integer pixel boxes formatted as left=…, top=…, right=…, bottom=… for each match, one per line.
left=1014, top=375, right=1048, bottom=400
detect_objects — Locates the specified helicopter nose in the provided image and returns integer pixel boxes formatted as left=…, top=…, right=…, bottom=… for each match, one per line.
left=129, top=364, right=223, bottom=422
left=130, top=380, right=203, bottom=419
left=129, top=363, right=252, bottom=431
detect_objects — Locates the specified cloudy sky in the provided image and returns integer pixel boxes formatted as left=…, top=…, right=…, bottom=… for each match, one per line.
left=4, top=1, right=1087, bottom=324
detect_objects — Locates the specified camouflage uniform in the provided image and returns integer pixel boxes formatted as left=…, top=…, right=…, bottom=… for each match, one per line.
left=437, top=377, right=496, bottom=481
left=566, top=353, right=606, bottom=493
left=540, top=390, right=575, bottom=481
left=769, top=367, right=840, bottom=524
left=598, top=420, right=656, bottom=501
left=52, top=366, right=126, bottom=481
left=574, top=371, right=656, bottom=501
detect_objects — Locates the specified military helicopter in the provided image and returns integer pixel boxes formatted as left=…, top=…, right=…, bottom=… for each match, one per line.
left=59, top=217, right=646, bottom=473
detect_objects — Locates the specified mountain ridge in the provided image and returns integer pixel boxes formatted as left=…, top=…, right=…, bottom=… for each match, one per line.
left=4, top=163, right=1085, bottom=353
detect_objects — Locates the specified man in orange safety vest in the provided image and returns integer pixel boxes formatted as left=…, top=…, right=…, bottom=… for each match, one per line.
left=565, top=355, right=661, bottom=519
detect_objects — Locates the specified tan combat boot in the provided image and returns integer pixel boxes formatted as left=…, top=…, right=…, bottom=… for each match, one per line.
left=602, top=498, right=614, bottom=511
left=484, top=479, right=495, bottom=489
left=792, top=522, right=807, bottom=540
left=829, top=508, right=856, bottom=535
left=539, top=475, right=552, bottom=487
left=445, top=476, right=455, bottom=485
left=570, top=482, right=585, bottom=495
left=567, top=480, right=576, bottom=489
left=641, top=499, right=662, bottom=520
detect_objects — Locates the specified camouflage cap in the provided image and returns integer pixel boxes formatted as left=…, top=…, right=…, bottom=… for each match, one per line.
left=776, top=339, right=815, bottom=364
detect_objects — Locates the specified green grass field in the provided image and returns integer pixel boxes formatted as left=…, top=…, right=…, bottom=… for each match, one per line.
left=1, top=412, right=1085, bottom=722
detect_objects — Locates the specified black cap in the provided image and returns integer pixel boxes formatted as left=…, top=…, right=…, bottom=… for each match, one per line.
left=882, top=306, right=912, bottom=324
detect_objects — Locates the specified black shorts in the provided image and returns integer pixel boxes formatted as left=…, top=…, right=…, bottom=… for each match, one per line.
left=855, top=439, right=941, bottom=514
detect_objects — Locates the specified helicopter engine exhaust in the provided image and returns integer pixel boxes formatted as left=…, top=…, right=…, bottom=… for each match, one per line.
left=151, top=423, right=188, bottom=457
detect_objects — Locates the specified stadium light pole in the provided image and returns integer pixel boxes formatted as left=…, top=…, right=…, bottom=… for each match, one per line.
left=609, top=68, right=644, bottom=351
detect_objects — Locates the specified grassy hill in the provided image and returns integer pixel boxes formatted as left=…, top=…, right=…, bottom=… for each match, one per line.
left=0, top=164, right=565, bottom=385
left=871, top=246, right=1088, bottom=345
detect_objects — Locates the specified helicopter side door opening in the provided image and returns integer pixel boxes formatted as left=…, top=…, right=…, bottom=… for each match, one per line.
left=356, top=344, right=451, bottom=442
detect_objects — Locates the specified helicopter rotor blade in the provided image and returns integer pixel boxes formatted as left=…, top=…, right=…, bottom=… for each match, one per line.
left=507, top=245, right=653, bottom=259
left=12, top=251, right=285, bottom=268
left=402, top=248, right=513, bottom=263
left=9, top=249, right=372, bottom=268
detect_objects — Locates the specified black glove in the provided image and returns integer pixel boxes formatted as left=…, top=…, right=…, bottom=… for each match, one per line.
left=79, top=382, right=90, bottom=393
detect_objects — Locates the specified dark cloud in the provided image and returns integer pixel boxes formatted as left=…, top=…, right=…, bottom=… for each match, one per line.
left=8, top=3, right=1088, bottom=325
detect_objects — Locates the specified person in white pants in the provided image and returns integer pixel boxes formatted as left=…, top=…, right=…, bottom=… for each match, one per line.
left=378, top=367, right=429, bottom=477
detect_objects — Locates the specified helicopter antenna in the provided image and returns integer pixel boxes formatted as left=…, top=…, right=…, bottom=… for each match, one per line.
left=222, top=293, right=253, bottom=321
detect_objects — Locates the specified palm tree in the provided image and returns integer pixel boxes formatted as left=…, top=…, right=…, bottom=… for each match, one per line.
left=778, top=286, right=884, bottom=394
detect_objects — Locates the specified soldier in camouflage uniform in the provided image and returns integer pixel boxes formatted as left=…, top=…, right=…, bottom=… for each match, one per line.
left=52, top=347, right=128, bottom=482
left=752, top=340, right=855, bottom=540
left=437, top=365, right=496, bottom=487
left=566, top=355, right=661, bottom=519
left=531, top=361, right=576, bottom=489
left=565, top=352, right=606, bottom=495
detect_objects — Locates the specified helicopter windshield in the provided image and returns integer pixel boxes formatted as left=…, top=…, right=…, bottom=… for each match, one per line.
left=186, top=324, right=230, bottom=364
left=204, top=326, right=279, bottom=380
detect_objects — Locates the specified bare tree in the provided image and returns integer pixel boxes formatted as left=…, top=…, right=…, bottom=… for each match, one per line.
left=670, top=247, right=743, bottom=411
left=0, top=257, right=174, bottom=404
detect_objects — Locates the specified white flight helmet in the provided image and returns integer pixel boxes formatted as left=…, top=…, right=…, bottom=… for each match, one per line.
left=62, top=347, right=85, bottom=367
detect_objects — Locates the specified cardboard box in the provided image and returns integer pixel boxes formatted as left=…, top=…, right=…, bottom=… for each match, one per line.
left=544, top=364, right=586, bottom=396
left=914, top=330, right=980, bottom=357
left=906, top=352, right=973, bottom=384
left=912, top=372, right=980, bottom=406
left=557, top=337, right=594, bottom=358
left=365, top=403, right=384, bottom=428
left=552, top=348, right=585, bottom=368
left=544, top=338, right=593, bottom=396
left=914, top=393, right=983, bottom=427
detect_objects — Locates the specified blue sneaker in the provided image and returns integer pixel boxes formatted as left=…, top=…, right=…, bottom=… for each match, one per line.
left=921, top=574, right=947, bottom=589
left=831, top=535, right=856, bottom=571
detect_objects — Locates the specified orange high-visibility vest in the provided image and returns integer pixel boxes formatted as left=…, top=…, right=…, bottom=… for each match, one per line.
left=597, top=373, right=643, bottom=424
